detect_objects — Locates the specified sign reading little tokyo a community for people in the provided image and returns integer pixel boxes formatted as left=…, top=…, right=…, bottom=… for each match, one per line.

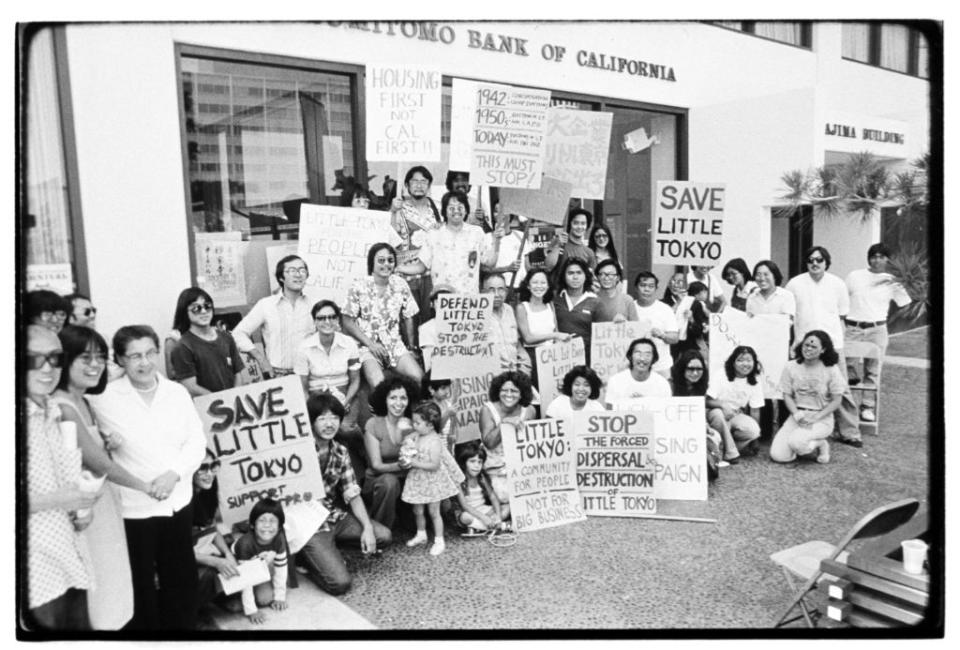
left=430, top=293, right=499, bottom=381
left=193, top=376, right=324, bottom=527
left=572, top=411, right=656, bottom=517
left=365, top=65, right=441, bottom=161
left=609, top=396, right=707, bottom=501
left=503, top=418, right=586, bottom=532
left=297, top=204, right=398, bottom=306
left=653, top=181, right=725, bottom=265
left=471, top=82, right=551, bottom=189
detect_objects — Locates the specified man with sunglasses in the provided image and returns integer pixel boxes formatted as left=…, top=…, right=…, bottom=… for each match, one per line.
left=786, top=246, right=861, bottom=447
left=65, top=293, right=97, bottom=328
left=23, top=325, right=98, bottom=630
left=233, top=255, right=315, bottom=378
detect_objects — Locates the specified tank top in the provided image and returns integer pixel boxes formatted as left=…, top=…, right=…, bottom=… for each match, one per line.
left=521, top=301, right=556, bottom=346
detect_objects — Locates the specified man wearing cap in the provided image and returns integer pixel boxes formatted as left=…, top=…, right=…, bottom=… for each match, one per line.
left=843, top=243, right=912, bottom=422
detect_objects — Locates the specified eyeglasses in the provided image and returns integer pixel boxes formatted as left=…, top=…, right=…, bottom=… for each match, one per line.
left=594, top=232, right=609, bottom=240
left=197, top=461, right=221, bottom=473
left=44, top=310, right=68, bottom=321
left=408, top=179, right=430, bottom=186
left=284, top=267, right=309, bottom=276
left=188, top=303, right=213, bottom=314
left=315, top=315, right=338, bottom=322
left=685, top=366, right=705, bottom=373
left=598, top=272, right=619, bottom=279
left=374, top=257, right=395, bottom=265
left=27, top=352, right=65, bottom=370
left=79, top=307, right=97, bottom=317
left=446, top=206, right=467, bottom=215
left=78, top=353, right=108, bottom=366
left=807, top=256, right=824, bottom=264
left=123, top=349, right=159, bottom=363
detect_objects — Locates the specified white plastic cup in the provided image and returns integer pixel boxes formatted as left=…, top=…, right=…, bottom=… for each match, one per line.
left=59, top=420, right=77, bottom=450
left=901, top=538, right=928, bottom=575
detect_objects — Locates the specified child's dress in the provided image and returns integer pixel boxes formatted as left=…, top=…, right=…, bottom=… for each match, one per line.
left=402, top=434, right=465, bottom=504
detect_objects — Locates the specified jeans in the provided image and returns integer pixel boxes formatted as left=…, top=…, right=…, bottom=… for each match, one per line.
left=833, top=350, right=862, bottom=442
left=770, top=411, right=834, bottom=462
left=361, top=472, right=404, bottom=530
left=845, top=324, right=886, bottom=408
left=298, top=513, right=392, bottom=595
left=707, top=408, right=761, bottom=460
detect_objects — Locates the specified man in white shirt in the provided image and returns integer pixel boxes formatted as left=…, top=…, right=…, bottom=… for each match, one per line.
left=88, top=325, right=207, bottom=629
left=786, top=246, right=860, bottom=446
left=633, top=271, right=679, bottom=378
left=844, top=243, right=912, bottom=421
left=233, top=255, right=315, bottom=377
left=604, top=338, right=672, bottom=407
left=482, top=273, right=531, bottom=373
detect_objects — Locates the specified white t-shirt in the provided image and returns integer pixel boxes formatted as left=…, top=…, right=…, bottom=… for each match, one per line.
left=845, top=269, right=911, bottom=322
left=785, top=272, right=849, bottom=349
left=545, top=395, right=606, bottom=419
left=634, top=300, right=678, bottom=373
left=708, top=375, right=765, bottom=410
left=604, top=369, right=672, bottom=406
left=486, top=230, right=525, bottom=287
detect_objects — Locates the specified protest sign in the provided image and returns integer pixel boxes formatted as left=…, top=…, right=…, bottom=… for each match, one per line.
left=365, top=65, right=441, bottom=161
left=653, top=181, right=725, bottom=265
left=26, top=263, right=73, bottom=294
left=535, top=337, right=586, bottom=409
left=470, top=82, right=551, bottom=189
left=502, top=418, right=585, bottom=532
left=297, top=204, right=399, bottom=306
left=709, top=310, right=791, bottom=399
left=590, top=321, right=653, bottom=383
left=605, top=396, right=707, bottom=501
left=195, top=232, right=247, bottom=307
left=194, top=376, right=324, bottom=527
left=572, top=411, right=656, bottom=517
left=449, top=78, right=478, bottom=172
left=453, top=371, right=497, bottom=443
left=544, top=108, right=613, bottom=200
left=499, top=176, right=573, bottom=226
left=431, top=293, right=500, bottom=380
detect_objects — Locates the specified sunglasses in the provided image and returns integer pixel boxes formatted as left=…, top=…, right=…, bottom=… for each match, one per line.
left=188, top=303, right=213, bottom=314
left=807, top=256, right=824, bottom=264
left=27, top=352, right=65, bottom=370
left=80, top=307, right=97, bottom=317
left=315, top=315, right=339, bottom=322
left=197, top=461, right=221, bottom=473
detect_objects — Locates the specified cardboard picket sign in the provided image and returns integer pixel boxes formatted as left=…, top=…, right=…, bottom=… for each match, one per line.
left=365, top=65, right=442, bottom=162
left=602, top=396, right=707, bottom=501
left=535, top=337, right=586, bottom=410
left=653, top=181, right=726, bottom=265
left=572, top=411, right=656, bottom=517
left=452, top=371, right=497, bottom=443
left=544, top=108, right=613, bottom=200
left=498, top=176, right=573, bottom=226
left=296, top=204, right=400, bottom=306
left=430, top=293, right=500, bottom=380
left=502, top=418, right=586, bottom=532
left=709, top=310, right=791, bottom=399
left=469, top=82, right=551, bottom=189
left=193, top=375, right=324, bottom=527
left=590, top=321, right=653, bottom=384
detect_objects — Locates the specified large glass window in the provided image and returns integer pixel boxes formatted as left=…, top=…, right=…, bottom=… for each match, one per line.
left=841, top=22, right=930, bottom=79
left=709, top=21, right=812, bottom=49
left=180, top=55, right=358, bottom=239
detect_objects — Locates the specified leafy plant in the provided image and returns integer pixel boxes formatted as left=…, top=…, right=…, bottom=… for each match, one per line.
left=885, top=242, right=930, bottom=327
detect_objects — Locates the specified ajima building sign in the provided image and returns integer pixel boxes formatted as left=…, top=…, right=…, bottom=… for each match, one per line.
left=822, top=111, right=909, bottom=157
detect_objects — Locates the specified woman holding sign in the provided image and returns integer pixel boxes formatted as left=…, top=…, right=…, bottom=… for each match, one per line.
left=479, top=370, right=536, bottom=503
left=544, top=366, right=605, bottom=419
left=342, top=242, right=422, bottom=388
left=516, top=269, right=572, bottom=387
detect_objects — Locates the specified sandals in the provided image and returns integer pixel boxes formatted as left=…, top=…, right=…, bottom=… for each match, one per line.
left=460, top=527, right=487, bottom=538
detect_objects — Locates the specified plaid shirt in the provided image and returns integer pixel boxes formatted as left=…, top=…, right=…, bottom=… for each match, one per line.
left=315, top=438, right=362, bottom=528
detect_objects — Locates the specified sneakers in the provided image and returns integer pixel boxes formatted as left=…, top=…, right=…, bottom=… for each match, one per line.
left=429, top=539, right=446, bottom=556
left=838, top=437, right=863, bottom=448
left=860, top=408, right=876, bottom=422
left=406, top=532, right=428, bottom=547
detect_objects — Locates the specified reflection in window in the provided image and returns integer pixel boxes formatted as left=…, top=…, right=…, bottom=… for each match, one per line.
left=880, top=24, right=911, bottom=73
left=181, top=56, right=356, bottom=239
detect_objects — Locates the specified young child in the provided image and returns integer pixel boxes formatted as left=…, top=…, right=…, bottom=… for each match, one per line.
left=679, top=281, right=710, bottom=357
left=453, top=441, right=510, bottom=534
left=401, top=402, right=465, bottom=556
left=230, top=498, right=289, bottom=624
left=707, top=345, right=765, bottom=460
left=421, top=371, right=459, bottom=454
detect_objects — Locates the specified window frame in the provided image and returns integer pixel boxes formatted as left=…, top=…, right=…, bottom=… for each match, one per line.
left=840, top=21, right=930, bottom=79
left=708, top=21, right=813, bottom=50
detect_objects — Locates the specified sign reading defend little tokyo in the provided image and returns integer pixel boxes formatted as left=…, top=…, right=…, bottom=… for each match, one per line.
left=502, top=418, right=586, bottom=532
left=194, top=376, right=324, bottom=527
left=430, top=293, right=499, bottom=380
left=653, top=181, right=725, bottom=265
left=573, top=411, right=656, bottom=517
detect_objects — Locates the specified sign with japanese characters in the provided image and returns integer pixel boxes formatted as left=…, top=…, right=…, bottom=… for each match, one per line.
left=544, top=108, right=613, bottom=199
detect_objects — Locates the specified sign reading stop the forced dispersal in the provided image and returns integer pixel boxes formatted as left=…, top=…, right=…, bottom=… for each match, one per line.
left=653, top=181, right=725, bottom=265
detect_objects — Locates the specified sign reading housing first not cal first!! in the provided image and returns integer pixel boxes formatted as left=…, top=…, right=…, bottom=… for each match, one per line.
left=194, top=376, right=324, bottom=527
left=653, top=181, right=725, bottom=265
left=365, top=65, right=442, bottom=161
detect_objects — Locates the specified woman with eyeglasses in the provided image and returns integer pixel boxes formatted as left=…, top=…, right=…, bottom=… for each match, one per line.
left=592, top=259, right=639, bottom=323
left=669, top=349, right=725, bottom=477
left=168, top=288, right=245, bottom=397
left=45, top=325, right=144, bottom=629
left=190, top=450, right=239, bottom=611
left=721, top=258, right=759, bottom=312
left=588, top=224, right=619, bottom=267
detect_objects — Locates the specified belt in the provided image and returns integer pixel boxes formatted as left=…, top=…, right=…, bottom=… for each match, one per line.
left=272, top=368, right=295, bottom=376
left=403, top=273, right=428, bottom=280
left=844, top=318, right=886, bottom=329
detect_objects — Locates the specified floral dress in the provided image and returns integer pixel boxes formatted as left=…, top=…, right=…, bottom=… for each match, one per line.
left=344, top=274, right=420, bottom=367
left=402, top=433, right=465, bottom=504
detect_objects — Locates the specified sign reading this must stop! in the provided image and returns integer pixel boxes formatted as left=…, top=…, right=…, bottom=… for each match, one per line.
left=653, top=181, right=725, bottom=265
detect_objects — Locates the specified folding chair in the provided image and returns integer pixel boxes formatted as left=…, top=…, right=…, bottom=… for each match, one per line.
left=771, top=498, right=920, bottom=628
